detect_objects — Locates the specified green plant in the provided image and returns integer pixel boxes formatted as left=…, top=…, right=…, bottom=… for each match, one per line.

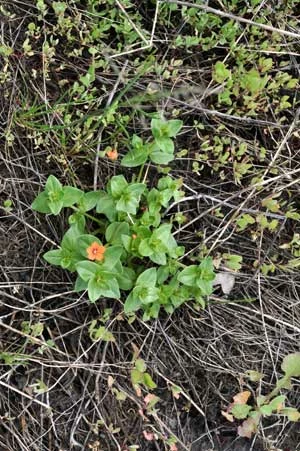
left=32, top=120, right=215, bottom=320
left=121, top=117, right=183, bottom=167
left=222, top=353, right=300, bottom=437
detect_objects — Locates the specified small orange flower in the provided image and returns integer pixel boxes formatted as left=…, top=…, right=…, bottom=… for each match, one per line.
left=86, top=242, right=106, bottom=261
left=106, top=149, right=118, bottom=161
left=132, top=234, right=137, bottom=240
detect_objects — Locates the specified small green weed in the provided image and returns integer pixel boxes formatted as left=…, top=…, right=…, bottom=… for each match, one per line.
left=222, top=353, right=300, bottom=437
left=32, top=118, right=216, bottom=320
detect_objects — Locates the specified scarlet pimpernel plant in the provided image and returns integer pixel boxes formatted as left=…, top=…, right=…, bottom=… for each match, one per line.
left=32, top=117, right=216, bottom=320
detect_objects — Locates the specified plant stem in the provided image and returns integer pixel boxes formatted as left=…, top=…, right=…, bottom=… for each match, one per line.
left=137, top=163, right=145, bottom=183
left=71, top=207, right=104, bottom=227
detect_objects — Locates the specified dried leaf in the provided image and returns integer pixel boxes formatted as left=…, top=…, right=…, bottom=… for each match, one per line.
left=170, top=385, right=182, bottom=399
left=131, top=343, right=140, bottom=360
left=144, top=393, right=157, bottom=406
left=245, top=370, right=263, bottom=382
left=135, top=385, right=142, bottom=397
left=143, top=430, right=155, bottom=441
left=281, top=407, right=300, bottom=422
left=221, top=410, right=234, bottom=422
left=107, top=375, right=114, bottom=388
left=237, top=418, right=257, bottom=438
left=233, top=390, right=251, bottom=405
left=213, top=272, right=235, bottom=294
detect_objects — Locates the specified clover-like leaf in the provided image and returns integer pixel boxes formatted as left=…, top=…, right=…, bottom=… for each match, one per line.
left=281, top=353, right=300, bottom=377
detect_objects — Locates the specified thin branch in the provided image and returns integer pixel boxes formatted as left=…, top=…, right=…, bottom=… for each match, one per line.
left=164, top=0, right=300, bottom=39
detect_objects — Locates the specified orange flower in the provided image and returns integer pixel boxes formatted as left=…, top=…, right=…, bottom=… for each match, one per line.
left=86, top=242, right=106, bottom=261
left=132, top=234, right=137, bottom=240
left=106, top=149, right=118, bottom=161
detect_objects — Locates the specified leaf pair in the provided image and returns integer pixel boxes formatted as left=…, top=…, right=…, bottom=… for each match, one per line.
left=138, top=224, right=179, bottom=265
left=97, top=175, right=146, bottom=220
left=177, top=257, right=215, bottom=296
left=75, top=246, right=123, bottom=302
left=121, top=119, right=183, bottom=167
left=32, top=175, right=100, bottom=216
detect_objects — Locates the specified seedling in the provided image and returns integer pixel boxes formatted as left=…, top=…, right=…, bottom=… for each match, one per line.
left=222, top=353, right=300, bottom=438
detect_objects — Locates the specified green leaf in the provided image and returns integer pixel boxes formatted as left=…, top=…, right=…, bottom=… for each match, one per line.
left=43, top=249, right=63, bottom=266
left=150, top=151, right=175, bottom=165
left=96, top=192, right=116, bottom=222
left=109, top=175, right=128, bottom=198
left=124, top=291, right=142, bottom=313
left=138, top=239, right=154, bottom=257
left=102, top=246, right=123, bottom=270
left=116, top=197, right=137, bottom=215
left=76, top=261, right=99, bottom=281
left=133, top=286, right=159, bottom=305
left=68, top=212, right=86, bottom=231
left=223, top=253, right=242, bottom=271
left=74, top=276, right=88, bottom=292
left=177, top=265, right=199, bottom=286
left=45, top=175, right=63, bottom=194
left=145, top=302, right=161, bottom=319
left=62, top=186, right=83, bottom=207
left=135, top=358, right=146, bottom=372
left=200, top=257, right=215, bottom=278
left=157, top=266, right=170, bottom=284
left=241, top=69, right=268, bottom=95
left=89, top=323, right=115, bottom=342
left=213, top=61, right=231, bottom=83
left=116, top=183, right=145, bottom=215
left=153, top=223, right=172, bottom=242
left=116, top=266, right=135, bottom=291
left=260, top=405, right=274, bottom=416
left=269, top=395, right=286, bottom=411
left=121, top=147, right=149, bottom=167
left=155, top=137, right=174, bottom=154
left=260, top=395, right=286, bottom=416
left=231, top=404, right=252, bottom=419
left=245, top=370, right=263, bottom=382
left=31, top=192, right=51, bottom=214
left=79, top=191, right=101, bottom=212
left=105, top=222, right=130, bottom=245
left=281, top=353, right=300, bottom=377
left=165, top=119, right=183, bottom=137
left=43, top=176, right=64, bottom=215
left=149, top=251, right=167, bottom=265
left=143, top=372, right=157, bottom=389
left=151, top=118, right=166, bottom=139
left=87, top=276, right=120, bottom=302
left=236, top=214, right=256, bottom=231
left=197, top=278, right=213, bottom=296
left=121, top=234, right=132, bottom=252
left=48, top=198, right=64, bottom=216
left=61, top=225, right=84, bottom=251
left=127, top=183, right=146, bottom=199
left=136, top=268, right=157, bottom=287
left=281, top=407, right=300, bottom=422
left=131, top=368, right=144, bottom=385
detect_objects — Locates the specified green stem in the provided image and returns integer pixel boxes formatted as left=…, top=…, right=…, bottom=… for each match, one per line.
left=71, top=207, right=104, bottom=227
left=266, top=376, right=290, bottom=402
left=137, top=163, right=145, bottom=183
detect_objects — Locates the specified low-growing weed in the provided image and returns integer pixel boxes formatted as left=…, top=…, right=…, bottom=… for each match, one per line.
left=222, top=353, right=300, bottom=437
left=32, top=118, right=216, bottom=320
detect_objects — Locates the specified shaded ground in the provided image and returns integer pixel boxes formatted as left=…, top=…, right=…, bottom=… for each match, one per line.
left=1, top=1, right=300, bottom=450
